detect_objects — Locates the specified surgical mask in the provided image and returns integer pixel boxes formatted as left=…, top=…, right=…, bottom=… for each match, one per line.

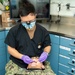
left=22, top=20, right=36, bottom=29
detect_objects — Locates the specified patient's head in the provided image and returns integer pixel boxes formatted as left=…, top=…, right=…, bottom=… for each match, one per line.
left=27, top=57, right=45, bottom=69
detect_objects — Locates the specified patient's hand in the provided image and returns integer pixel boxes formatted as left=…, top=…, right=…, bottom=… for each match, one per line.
left=27, top=57, right=45, bottom=69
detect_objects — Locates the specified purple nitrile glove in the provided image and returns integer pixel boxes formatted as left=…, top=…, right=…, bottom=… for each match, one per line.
left=21, top=55, right=33, bottom=64
left=39, top=52, right=48, bottom=62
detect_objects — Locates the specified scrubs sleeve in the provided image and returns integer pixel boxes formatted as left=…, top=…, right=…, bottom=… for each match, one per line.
left=4, top=29, right=16, bottom=48
left=43, top=31, right=51, bottom=48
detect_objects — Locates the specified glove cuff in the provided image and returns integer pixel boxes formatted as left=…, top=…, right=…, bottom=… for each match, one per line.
left=21, top=55, right=25, bottom=60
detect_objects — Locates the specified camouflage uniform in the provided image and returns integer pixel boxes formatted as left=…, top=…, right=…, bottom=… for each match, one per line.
left=5, top=60, right=56, bottom=75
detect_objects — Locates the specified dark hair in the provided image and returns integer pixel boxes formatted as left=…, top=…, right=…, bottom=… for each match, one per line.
left=19, top=0, right=35, bottom=17
left=46, top=3, right=49, bottom=10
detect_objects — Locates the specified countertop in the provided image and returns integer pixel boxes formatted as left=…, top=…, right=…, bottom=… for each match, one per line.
left=0, top=22, right=16, bottom=30
left=0, top=22, right=75, bottom=38
left=38, top=22, right=75, bottom=39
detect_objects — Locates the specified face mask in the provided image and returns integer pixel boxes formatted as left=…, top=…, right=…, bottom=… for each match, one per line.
left=22, top=20, right=36, bottom=29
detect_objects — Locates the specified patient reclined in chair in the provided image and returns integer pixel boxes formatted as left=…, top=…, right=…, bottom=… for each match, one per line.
left=27, top=57, right=45, bottom=70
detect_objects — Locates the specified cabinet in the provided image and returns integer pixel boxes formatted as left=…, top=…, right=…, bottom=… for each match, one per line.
left=47, top=34, right=59, bottom=75
left=0, top=31, right=7, bottom=75
left=5, top=30, right=10, bottom=62
left=47, top=34, right=75, bottom=75
left=59, top=36, right=75, bottom=75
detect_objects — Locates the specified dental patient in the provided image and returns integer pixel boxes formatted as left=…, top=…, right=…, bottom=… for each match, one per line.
left=27, top=57, right=45, bottom=70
